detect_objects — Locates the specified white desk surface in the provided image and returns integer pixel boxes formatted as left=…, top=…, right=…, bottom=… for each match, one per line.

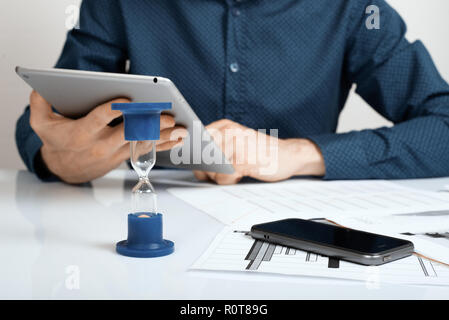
left=1, top=169, right=449, bottom=300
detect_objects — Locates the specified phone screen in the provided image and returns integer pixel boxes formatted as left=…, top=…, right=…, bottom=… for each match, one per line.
left=253, top=219, right=410, bottom=254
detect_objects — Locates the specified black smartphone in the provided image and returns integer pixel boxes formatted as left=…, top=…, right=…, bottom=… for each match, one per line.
left=250, top=218, right=414, bottom=266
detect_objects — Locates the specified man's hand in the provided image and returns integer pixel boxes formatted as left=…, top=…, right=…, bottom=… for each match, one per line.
left=30, top=91, right=187, bottom=184
left=194, top=119, right=325, bottom=185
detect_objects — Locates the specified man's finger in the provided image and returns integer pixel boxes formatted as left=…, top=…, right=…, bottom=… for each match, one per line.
left=113, top=142, right=131, bottom=163
left=213, top=172, right=243, bottom=185
left=160, top=114, right=176, bottom=130
left=205, top=171, right=217, bottom=183
left=29, top=91, right=56, bottom=126
left=83, top=98, right=130, bottom=131
left=92, top=142, right=131, bottom=176
left=206, top=118, right=237, bottom=130
left=156, top=138, right=185, bottom=152
left=103, top=123, right=128, bottom=151
left=194, top=171, right=209, bottom=181
left=158, top=127, right=188, bottom=144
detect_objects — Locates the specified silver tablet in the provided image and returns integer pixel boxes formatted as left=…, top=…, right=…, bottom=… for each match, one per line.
left=16, top=66, right=234, bottom=174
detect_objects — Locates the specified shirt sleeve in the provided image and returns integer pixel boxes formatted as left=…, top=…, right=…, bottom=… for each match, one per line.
left=15, top=0, right=127, bottom=181
left=308, top=0, right=449, bottom=180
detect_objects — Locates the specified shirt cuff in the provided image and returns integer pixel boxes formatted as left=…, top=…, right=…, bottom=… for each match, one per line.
left=306, top=131, right=372, bottom=180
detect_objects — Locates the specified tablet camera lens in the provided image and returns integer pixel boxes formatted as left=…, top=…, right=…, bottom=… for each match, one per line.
left=153, top=78, right=158, bottom=84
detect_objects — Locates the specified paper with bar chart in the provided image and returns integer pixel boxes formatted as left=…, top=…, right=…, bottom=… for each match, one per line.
left=191, top=227, right=449, bottom=285
left=168, top=179, right=449, bottom=284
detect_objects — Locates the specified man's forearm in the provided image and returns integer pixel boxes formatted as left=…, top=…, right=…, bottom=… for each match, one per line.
left=286, top=139, right=326, bottom=177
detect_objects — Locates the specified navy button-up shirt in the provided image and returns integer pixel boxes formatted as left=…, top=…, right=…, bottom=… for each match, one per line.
left=16, top=0, right=449, bottom=180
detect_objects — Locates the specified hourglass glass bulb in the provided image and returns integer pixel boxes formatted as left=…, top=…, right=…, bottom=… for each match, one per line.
left=130, top=140, right=158, bottom=213
left=130, top=141, right=156, bottom=181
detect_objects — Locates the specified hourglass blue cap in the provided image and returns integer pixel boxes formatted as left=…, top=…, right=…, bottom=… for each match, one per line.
left=111, top=103, right=172, bottom=141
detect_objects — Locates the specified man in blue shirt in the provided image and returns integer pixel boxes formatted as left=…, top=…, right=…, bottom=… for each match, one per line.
left=16, top=0, right=449, bottom=184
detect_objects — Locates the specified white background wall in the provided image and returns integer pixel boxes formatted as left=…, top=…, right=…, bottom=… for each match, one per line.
left=1, top=0, right=448, bottom=169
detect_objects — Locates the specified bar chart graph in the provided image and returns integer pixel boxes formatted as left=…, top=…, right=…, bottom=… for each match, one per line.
left=244, top=238, right=339, bottom=271
left=191, top=227, right=449, bottom=285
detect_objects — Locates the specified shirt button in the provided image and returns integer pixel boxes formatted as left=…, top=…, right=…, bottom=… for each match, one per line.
left=230, top=62, right=240, bottom=73
left=232, top=8, right=241, bottom=17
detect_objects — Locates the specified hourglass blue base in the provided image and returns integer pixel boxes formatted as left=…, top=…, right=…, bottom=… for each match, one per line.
left=116, top=213, right=174, bottom=258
